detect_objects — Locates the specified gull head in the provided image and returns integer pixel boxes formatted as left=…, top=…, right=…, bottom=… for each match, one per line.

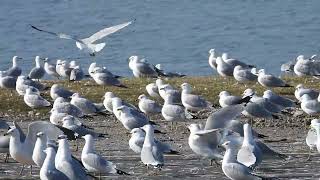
left=138, top=94, right=147, bottom=100
left=187, top=124, right=201, bottom=133
left=218, top=91, right=230, bottom=97
left=258, top=69, right=266, bottom=75
left=71, top=93, right=80, bottom=98
left=311, top=119, right=320, bottom=129
left=208, top=49, right=215, bottom=54
left=4, top=127, right=18, bottom=136
left=36, top=131, right=45, bottom=138
left=263, top=90, right=274, bottom=97
left=104, top=92, right=115, bottom=99
left=296, top=55, right=305, bottom=61
left=243, top=88, right=255, bottom=97
left=141, top=124, right=153, bottom=132
left=128, top=55, right=138, bottom=63
left=295, top=84, right=304, bottom=90
left=12, top=56, right=22, bottom=61
left=181, top=83, right=192, bottom=93
left=234, top=65, right=244, bottom=71
left=221, top=53, right=228, bottom=60
left=155, top=78, right=165, bottom=87
left=82, top=134, right=93, bottom=141
left=130, top=128, right=145, bottom=135
left=221, top=141, right=233, bottom=149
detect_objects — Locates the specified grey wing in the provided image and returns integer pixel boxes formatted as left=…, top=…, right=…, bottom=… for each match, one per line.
left=258, top=99, right=281, bottom=113
left=244, top=102, right=272, bottom=118
left=152, top=145, right=164, bottom=164
left=1, top=76, right=16, bottom=88
left=13, top=122, right=26, bottom=142
left=226, top=59, right=247, bottom=67
left=237, top=146, right=257, bottom=167
left=162, top=105, right=185, bottom=118
left=136, top=63, right=157, bottom=75
left=0, top=120, right=9, bottom=129
left=26, top=95, right=50, bottom=106
left=28, top=67, right=40, bottom=78
left=82, top=20, right=133, bottom=44
left=98, top=73, right=121, bottom=86
left=306, top=128, right=317, bottom=147
left=236, top=70, right=257, bottom=81
left=205, top=105, right=244, bottom=130
left=263, top=75, right=286, bottom=86
left=45, top=169, right=69, bottom=180
left=83, top=153, right=114, bottom=170
left=155, top=140, right=171, bottom=153
left=60, top=160, right=88, bottom=180
left=129, top=109, right=149, bottom=123
left=222, top=162, right=256, bottom=179
left=71, top=125, right=98, bottom=137
left=184, top=94, right=208, bottom=107
left=56, top=88, right=74, bottom=98
left=25, top=121, right=64, bottom=147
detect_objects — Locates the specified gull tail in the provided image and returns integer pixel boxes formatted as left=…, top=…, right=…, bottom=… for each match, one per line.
left=94, top=43, right=106, bottom=52
left=283, top=84, right=293, bottom=87
left=115, top=84, right=128, bottom=88
left=257, top=133, right=268, bottom=138
left=115, top=168, right=130, bottom=175
left=98, top=133, right=108, bottom=137
left=165, top=150, right=180, bottom=155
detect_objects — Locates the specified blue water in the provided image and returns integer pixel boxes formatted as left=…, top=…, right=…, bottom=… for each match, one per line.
left=0, top=0, right=320, bottom=77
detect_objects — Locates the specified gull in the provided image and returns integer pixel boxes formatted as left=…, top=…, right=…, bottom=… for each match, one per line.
left=161, top=90, right=193, bottom=123
left=5, top=56, right=22, bottom=77
left=154, top=64, right=186, bottom=77
left=5, top=121, right=64, bottom=175
left=221, top=53, right=254, bottom=68
left=306, top=119, right=319, bottom=160
left=0, top=120, right=10, bottom=162
left=81, top=134, right=129, bottom=177
left=28, top=56, right=46, bottom=81
left=281, top=59, right=295, bottom=73
left=91, top=67, right=126, bottom=88
left=103, top=92, right=116, bottom=113
left=70, top=93, right=102, bottom=115
left=294, top=55, right=320, bottom=77
left=111, top=97, right=140, bottom=120
left=40, top=141, right=69, bottom=180
left=146, top=82, right=160, bottom=98
left=216, top=56, right=234, bottom=77
left=257, top=69, right=292, bottom=88
left=208, top=49, right=217, bottom=70
left=141, top=124, right=164, bottom=168
left=31, top=20, right=134, bottom=56
left=181, top=83, right=212, bottom=112
left=32, top=132, right=47, bottom=167
left=62, top=115, right=106, bottom=138
left=57, top=60, right=72, bottom=79
left=218, top=91, right=251, bottom=108
left=233, top=65, right=257, bottom=84
left=243, top=88, right=282, bottom=114
left=295, top=84, right=319, bottom=102
left=138, top=94, right=162, bottom=116
left=0, top=71, right=16, bottom=89
left=129, top=128, right=178, bottom=154
left=50, top=84, right=74, bottom=100
left=221, top=141, right=267, bottom=180
left=188, top=124, right=225, bottom=165
left=237, top=124, right=262, bottom=169
left=24, top=88, right=51, bottom=108
left=53, top=97, right=85, bottom=118
left=70, top=65, right=85, bottom=81
left=16, top=75, right=48, bottom=95
left=300, top=94, right=320, bottom=115
left=128, top=55, right=163, bottom=78
left=116, top=105, right=151, bottom=130
left=159, top=84, right=181, bottom=104
left=44, top=58, right=60, bottom=79
left=263, top=90, right=295, bottom=109
left=55, top=135, right=88, bottom=180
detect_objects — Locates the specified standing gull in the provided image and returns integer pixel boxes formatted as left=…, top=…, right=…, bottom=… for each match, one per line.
left=233, top=65, right=257, bottom=84
left=116, top=106, right=150, bottom=130
left=216, top=57, right=234, bottom=77
left=31, top=20, right=134, bottom=56
left=128, top=55, right=161, bottom=78
left=103, top=92, right=116, bottom=113
left=181, top=83, right=212, bottom=112
left=257, top=69, right=292, bottom=88
left=28, top=56, right=45, bottom=81
left=16, top=75, right=48, bottom=95
left=70, top=93, right=102, bottom=115
left=40, top=141, right=69, bottom=180
left=32, top=132, right=48, bottom=167
left=24, top=88, right=51, bottom=108
left=44, top=58, right=60, bottom=79
left=300, top=94, right=320, bottom=115
left=138, top=94, right=162, bottom=116
left=50, top=84, right=74, bottom=100
left=208, top=49, right=217, bottom=70
left=55, top=135, right=88, bottom=180
left=0, top=71, right=16, bottom=89
left=91, top=67, right=126, bottom=88
left=141, top=124, right=164, bottom=168
left=5, top=56, right=22, bottom=77
left=81, top=134, right=129, bottom=177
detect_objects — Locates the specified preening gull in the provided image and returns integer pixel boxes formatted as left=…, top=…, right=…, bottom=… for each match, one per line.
left=31, top=20, right=134, bottom=56
left=129, top=128, right=178, bottom=154
left=216, top=57, right=234, bottom=77
left=300, top=94, right=320, bottom=115
left=293, top=55, right=320, bottom=77
left=44, top=58, right=60, bottom=79
left=70, top=65, right=85, bottom=81
left=146, top=82, right=160, bottom=98
left=16, top=75, right=47, bottom=96
left=295, top=84, right=319, bottom=102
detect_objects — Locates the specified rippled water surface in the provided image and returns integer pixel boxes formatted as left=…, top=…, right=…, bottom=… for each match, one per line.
left=0, top=0, right=320, bottom=76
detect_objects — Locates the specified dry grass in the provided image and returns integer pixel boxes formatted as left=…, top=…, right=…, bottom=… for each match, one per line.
left=0, top=75, right=318, bottom=117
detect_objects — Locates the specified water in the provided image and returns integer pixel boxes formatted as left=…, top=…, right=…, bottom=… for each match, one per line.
left=0, top=0, right=320, bottom=77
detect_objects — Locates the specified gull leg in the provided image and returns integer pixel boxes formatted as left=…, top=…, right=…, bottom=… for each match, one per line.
left=19, top=165, right=25, bottom=175
left=30, top=165, right=32, bottom=175
left=306, top=148, right=312, bottom=161
left=4, top=153, right=9, bottom=163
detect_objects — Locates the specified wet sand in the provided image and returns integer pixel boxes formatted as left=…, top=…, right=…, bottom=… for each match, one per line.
left=0, top=111, right=319, bottom=180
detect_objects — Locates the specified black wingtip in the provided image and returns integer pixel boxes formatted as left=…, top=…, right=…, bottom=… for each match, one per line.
left=272, top=114, right=279, bottom=119
left=116, top=168, right=130, bottom=175
left=165, top=150, right=180, bottom=155
left=149, top=120, right=158, bottom=125
left=116, top=84, right=128, bottom=88
left=154, top=129, right=164, bottom=134
left=284, top=84, right=293, bottom=87
left=257, top=133, right=268, bottom=138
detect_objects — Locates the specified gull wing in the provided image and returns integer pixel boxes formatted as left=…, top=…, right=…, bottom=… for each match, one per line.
left=82, top=20, right=134, bottom=44
left=30, top=25, right=85, bottom=44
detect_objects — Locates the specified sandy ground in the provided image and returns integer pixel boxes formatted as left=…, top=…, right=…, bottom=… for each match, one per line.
left=0, top=111, right=319, bottom=180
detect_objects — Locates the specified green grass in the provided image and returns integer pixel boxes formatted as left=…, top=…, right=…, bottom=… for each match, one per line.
left=0, top=75, right=318, bottom=117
